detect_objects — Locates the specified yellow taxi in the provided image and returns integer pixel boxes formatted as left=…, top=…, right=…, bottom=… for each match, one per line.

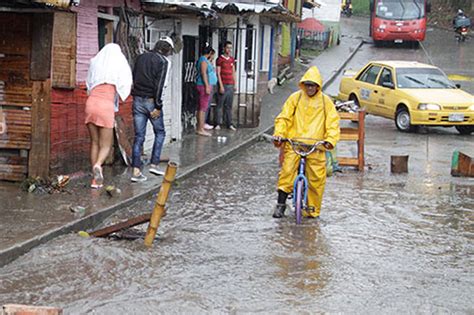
left=338, top=61, right=474, bottom=134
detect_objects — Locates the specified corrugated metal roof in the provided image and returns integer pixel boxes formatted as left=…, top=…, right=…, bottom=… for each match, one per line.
left=142, top=0, right=298, bottom=21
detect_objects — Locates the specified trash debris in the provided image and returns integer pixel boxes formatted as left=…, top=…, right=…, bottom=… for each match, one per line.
left=77, top=231, right=90, bottom=238
left=334, top=100, right=359, bottom=112
left=21, top=175, right=70, bottom=194
left=105, top=185, right=121, bottom=197
left=70, top=205, right=86, bottom=213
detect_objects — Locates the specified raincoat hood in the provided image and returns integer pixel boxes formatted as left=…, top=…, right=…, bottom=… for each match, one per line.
left=299, top=66, right=323, bottom=91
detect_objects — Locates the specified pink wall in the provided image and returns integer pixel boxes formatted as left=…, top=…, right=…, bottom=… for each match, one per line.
left=72, top=0, right=141, bottom=83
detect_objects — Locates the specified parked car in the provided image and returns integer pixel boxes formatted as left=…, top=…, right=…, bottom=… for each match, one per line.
left=338, top=61, right=474, bottom=134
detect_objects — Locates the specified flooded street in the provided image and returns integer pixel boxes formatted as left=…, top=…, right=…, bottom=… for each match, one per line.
left=1, top=134, right=473, bottom=313
left=1, top=16, right=473, bottom=314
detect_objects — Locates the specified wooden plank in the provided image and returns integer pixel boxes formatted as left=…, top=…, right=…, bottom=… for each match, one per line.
left=0, top=164, right=27, bottom=172
left=114, top=115, right=132, bottom=166
left=0, top=172, right=25, bottom=181
left=2, top=304, right=62, bottom=315
left=0, top=140, right=30, bottom=149
left=90, top=213, right=152, bottom=238
left=52, top=12, right=76, bottom=88
left=28, top=79, right=51, bottom=178
left=30, top=13, right=54, bottom=81
left=338, top=112, right=359, bottom=121
left=338, top=157, right=359, bottom=166
left=0, top=155, right=28, bottom=165
left=340, top=127, right=359, bottom=141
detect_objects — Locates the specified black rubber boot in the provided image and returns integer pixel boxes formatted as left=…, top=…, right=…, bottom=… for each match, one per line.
left=272, top=203, right=287, bottom=218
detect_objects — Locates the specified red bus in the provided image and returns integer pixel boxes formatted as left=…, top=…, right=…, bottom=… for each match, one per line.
left=370, top=0, right=431, bottom=44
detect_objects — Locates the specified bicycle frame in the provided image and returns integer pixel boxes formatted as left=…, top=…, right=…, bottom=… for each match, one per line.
left=277, top=137, right=325, bottom=223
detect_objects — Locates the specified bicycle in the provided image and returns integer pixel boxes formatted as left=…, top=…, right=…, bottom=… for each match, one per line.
left=275, top=137, right=326, bottom=224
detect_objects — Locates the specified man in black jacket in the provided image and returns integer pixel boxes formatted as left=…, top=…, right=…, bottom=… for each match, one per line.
left=131, top=36, right=174, bottom=182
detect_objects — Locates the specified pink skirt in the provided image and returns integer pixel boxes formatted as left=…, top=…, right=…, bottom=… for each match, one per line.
left=85, top=84, right=116, bottom=128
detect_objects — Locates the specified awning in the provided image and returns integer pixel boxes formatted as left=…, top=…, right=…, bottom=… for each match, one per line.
left=142, top=2, right=217, bottom=18
left=142, top=0, right=299, bottom=22
left=298, top=17, right=325, bottom=32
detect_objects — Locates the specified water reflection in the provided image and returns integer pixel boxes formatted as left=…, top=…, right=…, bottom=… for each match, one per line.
left=0, top=140, right=472, bottom=313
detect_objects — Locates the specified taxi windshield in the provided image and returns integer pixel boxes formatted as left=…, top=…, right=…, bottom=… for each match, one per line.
left=376, top=0, right=425, bottom=20
left=396, top=68, right=456, bottom=89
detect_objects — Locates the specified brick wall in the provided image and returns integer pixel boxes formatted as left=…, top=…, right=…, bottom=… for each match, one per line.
left=50, top=86, right=133, bottom=175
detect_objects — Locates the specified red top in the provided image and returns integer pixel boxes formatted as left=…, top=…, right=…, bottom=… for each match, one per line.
left=216, top=55, right=235, bottom=85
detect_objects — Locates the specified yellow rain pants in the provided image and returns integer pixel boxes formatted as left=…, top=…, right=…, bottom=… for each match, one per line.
left=273, top=66, right=340, bottom=217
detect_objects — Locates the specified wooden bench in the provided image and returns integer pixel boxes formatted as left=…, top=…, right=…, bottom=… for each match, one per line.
left=337, top=110, right=365, bottom=171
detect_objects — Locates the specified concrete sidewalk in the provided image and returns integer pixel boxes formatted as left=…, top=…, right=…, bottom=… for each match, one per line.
left=0, top=36, right=364, bottom=267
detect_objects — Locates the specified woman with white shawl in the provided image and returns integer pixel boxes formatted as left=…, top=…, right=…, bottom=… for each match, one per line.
left=85, top=43, right=132, bottom=188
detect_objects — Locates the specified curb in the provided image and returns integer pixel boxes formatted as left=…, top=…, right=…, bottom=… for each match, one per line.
left=0, top=40, right=365, bottom=268
left=323, top=39, right=365, bottom=90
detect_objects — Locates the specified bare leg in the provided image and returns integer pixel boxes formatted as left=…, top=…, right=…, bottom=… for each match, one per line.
left=95, top=127, right=113, bottom=167
left=87, top=123, right=100, bottom=167
left=196, top=111, right=211, bottom=136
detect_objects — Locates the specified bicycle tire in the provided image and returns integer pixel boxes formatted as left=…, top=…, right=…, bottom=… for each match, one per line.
left=295, top=180, right=304, bottom=224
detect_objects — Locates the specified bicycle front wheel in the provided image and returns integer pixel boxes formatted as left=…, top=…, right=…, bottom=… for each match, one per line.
left=295, top=180, right=304, bottom=224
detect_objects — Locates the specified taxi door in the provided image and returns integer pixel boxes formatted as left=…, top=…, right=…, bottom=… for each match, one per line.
left=355, top=64, right=383, bottom=114
left=375, top=67, right=396, bottom=118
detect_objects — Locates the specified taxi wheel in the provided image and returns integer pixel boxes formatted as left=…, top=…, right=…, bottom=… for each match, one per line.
left=395, top=107, right=416, bottom=132
left=455, top=126, right=474, bottom=135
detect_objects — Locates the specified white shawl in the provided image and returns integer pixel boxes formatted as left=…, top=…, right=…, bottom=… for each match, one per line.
left=86, top=43, right=133, bottom=106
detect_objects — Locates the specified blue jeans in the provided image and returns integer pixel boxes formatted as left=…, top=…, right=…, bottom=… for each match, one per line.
left=131, top=96, right=166, bottom=169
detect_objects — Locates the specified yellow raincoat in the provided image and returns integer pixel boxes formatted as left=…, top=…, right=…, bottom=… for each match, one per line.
left=273, top=66, right=340, bottom=217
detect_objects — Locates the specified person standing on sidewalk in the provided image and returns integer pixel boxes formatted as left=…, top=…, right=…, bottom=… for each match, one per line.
left=215, top=41, right=237, bottom=131
left=195, top=46, right=217, bottom=137
left=85, top=43, right=133, bottom=189
left=272, top=66, right=340, bottom=219
left=130, top=36, right=174, bottom=182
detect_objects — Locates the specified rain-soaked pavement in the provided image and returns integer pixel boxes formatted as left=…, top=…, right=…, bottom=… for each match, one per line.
left=0, top=130, right=473, bottom=313
left=0, top=17, right=473, bottom=313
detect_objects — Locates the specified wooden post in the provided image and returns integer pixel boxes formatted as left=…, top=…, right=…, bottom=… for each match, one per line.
left=391, top=155, right=409, bottom=173
left=357, top=109, right=365, bottom=171
left=144, top=162, right=178, bottom=247
left=2, top=304, right=62, bottom=315
left=29, top=80, right=51, bottom=179
left=451, top=150, right=474, bottom=177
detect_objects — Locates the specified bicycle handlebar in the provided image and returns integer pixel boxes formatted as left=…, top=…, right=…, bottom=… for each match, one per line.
left=274, top=137, right=326, bottom=157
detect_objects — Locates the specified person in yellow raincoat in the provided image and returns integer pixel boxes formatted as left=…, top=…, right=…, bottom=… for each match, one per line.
left=272, top=66, right=340, bottom=218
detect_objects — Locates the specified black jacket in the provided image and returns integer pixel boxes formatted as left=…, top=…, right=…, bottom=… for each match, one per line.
left=132, top=51, right=169, bottom=110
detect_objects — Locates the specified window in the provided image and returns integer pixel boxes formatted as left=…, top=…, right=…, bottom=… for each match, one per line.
left=378, top=68, right=393, bottom=86
left=357, top=65, right=381, bottom=84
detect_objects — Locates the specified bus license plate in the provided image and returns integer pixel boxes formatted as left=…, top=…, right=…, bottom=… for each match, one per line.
left=449, top=113, right=464, bottom=122
left=394, top=39, right=403, bottom=43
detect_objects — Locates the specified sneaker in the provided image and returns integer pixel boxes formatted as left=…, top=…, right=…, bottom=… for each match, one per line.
left=149, top=164, right=165, bottom=176
left=229, top=125, right=237, bottom=131
left=92, top=165, right=103, bottom=187
left=90, top=179, right=103, bottom=189
left=214, top=125, right=221, bottom=130
left=131, top=173, right=147, bottom=182
left=204, top=123, right=214, bottom=130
